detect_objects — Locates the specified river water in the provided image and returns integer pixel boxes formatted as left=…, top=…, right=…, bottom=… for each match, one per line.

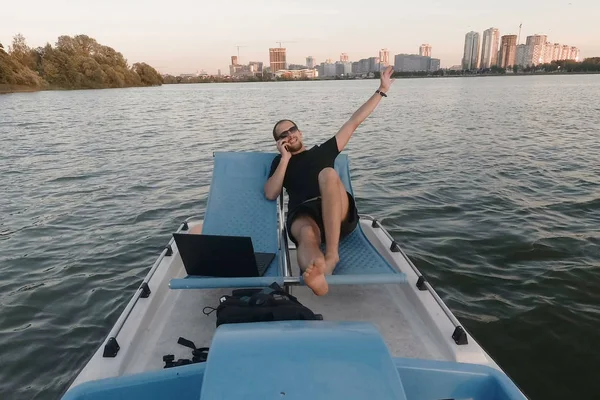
left=1, top=76, right=599, bottom=399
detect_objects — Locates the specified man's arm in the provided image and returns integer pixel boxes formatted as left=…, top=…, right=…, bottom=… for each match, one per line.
left=264, top=140, right=291, bottom=200
left=264, top=158, right=288, bottom=200
left=335, top=66, right=395, bottom=152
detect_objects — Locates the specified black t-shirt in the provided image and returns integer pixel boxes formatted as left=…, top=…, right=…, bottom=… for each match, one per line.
left=269, top=136, right=340, bottom=212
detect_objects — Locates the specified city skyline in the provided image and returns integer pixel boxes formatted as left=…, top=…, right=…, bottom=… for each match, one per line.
left=3, top=0, right=599, bottom=74
left=461, top=28, right=581, bottom=71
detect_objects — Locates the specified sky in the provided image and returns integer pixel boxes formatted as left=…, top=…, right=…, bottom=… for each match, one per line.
left=2, top=0, right=599, bottom=74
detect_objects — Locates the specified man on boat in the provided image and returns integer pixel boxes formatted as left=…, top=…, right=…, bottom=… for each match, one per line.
left=264, top=66, right=395, bottom=296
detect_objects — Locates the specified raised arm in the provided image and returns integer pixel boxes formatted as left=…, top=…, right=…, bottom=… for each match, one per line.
left=335, top=66, right=395, bottom=152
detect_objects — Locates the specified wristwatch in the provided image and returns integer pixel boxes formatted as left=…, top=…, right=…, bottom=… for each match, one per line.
left=375, top=89, right=387, bottom=97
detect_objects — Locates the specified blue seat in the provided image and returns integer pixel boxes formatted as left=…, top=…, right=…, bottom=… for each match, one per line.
left=170, top=152, right=284, bottom=289
left=170, top=152, right=406, bottom=290
left=199, top=321, right=408, bottom=400
left=328, top=154, right=406, bottom=283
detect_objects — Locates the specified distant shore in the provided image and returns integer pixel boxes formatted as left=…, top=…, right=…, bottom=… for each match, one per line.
left=3, top=71, right=599, bottom=94
left=162, top=70, right=600, bottom=85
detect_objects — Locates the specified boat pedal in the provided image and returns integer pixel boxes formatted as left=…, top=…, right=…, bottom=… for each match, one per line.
left=177, top=337, right=197, bottom=350
left=164, top=244, right=173, bottom=256
left=163, top=337, right=210, bottom=368
left=416, top=276, right=427, bottom=291
left=390, top=240, right=401, bottom=252
left=192, top=348, right=209, bottom=363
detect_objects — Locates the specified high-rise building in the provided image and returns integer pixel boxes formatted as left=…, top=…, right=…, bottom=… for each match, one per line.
left=569, top=46, right=580, bottom=61
left=462, top=31, right=480, bottom=70
left=480, top=28, right=500, bottom=68
left=269, top=48, right=286, bottom=72
left=316, top=63, right=324, bottom=77
left=248, top=61, right=263, bottom=73
left=498, top=35, right=517, bottom=68
left=552, top=43, right=561, bottom=61
left=560, top=45, right=570, bottom=60
left=368, top=57, right=380, bottom=73
left=343, top=62, right=352, bottom=75
left=217, top=69, right=221, bottom=76
left=322, top=61, right=336, bottom=77
left=419, top=44, right=432, bottom=57
left=306, top=56, right=315, bottom=69
left=379, top=49, right=390, bottom=66
left=516, top=44, right=527, bottom=67
left=525, top=34, right=547, bottom=66
left=231, top=56, right=238, bottom=66
left=543, top=42, right=554, bottom=63
left=393, top=54, right=440, bottom=72
left=331, top=61, right=352, bottom=76
left=340, top=53, right=349, bottom=62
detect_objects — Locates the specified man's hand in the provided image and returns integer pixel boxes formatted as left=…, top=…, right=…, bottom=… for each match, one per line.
left=276, top=139, right=291, bottom=162
left=379, top=65, right=395, bottom=93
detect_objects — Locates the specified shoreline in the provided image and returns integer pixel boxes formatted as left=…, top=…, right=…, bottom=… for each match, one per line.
left=163, top=71, right=600, bottom=84
left=2, top=72, right=599, bottom=94
left=0, top=83, right=162, bottom=95
left=0, top=84, right=42, bottom=94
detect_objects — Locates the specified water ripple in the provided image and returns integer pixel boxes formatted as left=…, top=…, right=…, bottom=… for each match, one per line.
left=1, top=77, right=599, bottom=400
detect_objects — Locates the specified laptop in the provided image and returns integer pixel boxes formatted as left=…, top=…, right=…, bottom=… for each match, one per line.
left=173, top=233, right=276, bottom=278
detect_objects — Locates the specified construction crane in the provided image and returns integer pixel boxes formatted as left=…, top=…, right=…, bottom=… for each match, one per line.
left=234, top=45, right=247, bottom=61
left=275, top=41, right=297, bottom=48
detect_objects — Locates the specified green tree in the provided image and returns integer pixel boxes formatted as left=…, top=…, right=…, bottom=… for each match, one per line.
left=9, top=34, right=36, bottom=70
left=132, top=62, right=163, bottom=86
left=0, top=46, right=45, bottom=87
left=2, top=33, right=163, bottom=91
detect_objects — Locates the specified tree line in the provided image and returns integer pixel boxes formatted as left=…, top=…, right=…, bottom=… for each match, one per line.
left=0, top=34, right=163, bottom=91
left=373, top=58, right=600, bottom=78
left=446, top=58, right=600, bottom=76
left=519, top=58, right=600, bottom=73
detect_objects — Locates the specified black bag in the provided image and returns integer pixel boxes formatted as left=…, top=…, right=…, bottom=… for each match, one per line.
left=214, top=283, right=322, bottom=327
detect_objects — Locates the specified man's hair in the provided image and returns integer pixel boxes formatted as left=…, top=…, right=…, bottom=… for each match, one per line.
left=272, top=119, right=297, bottom=140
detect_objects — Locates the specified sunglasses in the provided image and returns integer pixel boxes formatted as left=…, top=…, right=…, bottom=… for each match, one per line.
left=276, top=125, right=298, bottom=140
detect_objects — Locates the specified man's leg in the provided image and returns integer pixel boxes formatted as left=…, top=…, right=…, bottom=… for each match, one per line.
left=290, top=215, right=328, bottom=296
left=318, top=168, right=350, bottom=274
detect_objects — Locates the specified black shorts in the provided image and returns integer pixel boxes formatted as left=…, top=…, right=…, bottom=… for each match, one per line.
left=286, top=192, right=359, bottom=246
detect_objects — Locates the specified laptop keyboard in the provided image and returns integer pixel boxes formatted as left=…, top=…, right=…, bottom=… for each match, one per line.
left=254, top=253, right=275, bottom=275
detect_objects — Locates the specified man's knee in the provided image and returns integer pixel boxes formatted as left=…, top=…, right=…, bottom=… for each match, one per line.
left=298, top=224, right=319, bottom=242
left=318, top=167, right=340, bottom=185
left=293, top=219, right=320, bottom=244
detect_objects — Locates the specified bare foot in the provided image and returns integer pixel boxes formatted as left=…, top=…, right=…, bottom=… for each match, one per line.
left=324, top=253, right=340, bottom=275
left=303, top=258, right=328, bottom=296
